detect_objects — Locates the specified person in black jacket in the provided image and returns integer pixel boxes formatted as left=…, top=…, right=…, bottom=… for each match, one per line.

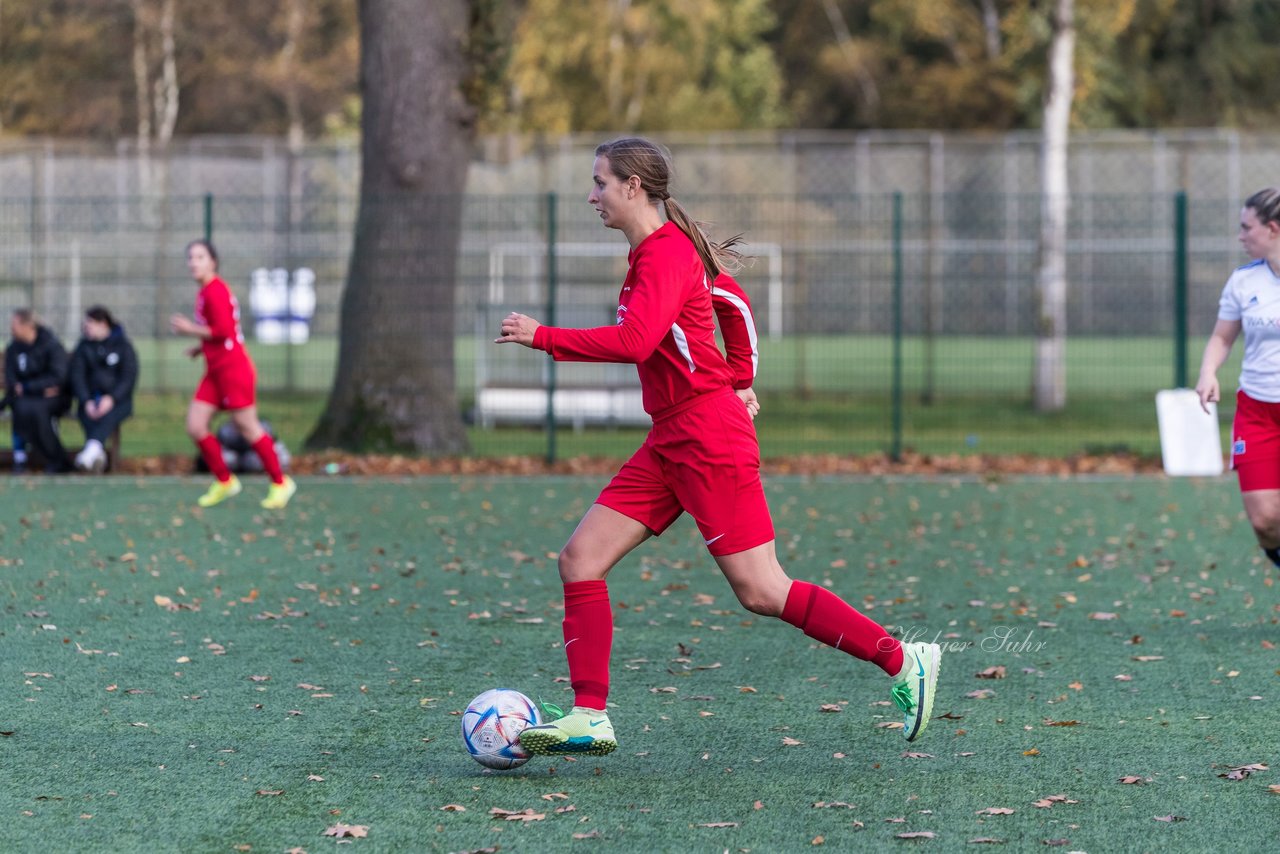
left=4, top=308, right=70, bottom=473
left=68, top=305, right=138, bottom=473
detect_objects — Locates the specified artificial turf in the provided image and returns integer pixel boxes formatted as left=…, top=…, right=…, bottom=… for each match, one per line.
left=0, top=475, right=1277, bottom=852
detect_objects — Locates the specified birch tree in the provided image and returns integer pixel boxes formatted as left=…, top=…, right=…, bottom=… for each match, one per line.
left=1033, top=0, right=1074, bottom=412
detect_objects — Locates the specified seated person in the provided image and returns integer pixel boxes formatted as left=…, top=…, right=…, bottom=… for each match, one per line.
left=68, top=305, right=138, bottom=472
left=4, top=308, right=70, bottom=473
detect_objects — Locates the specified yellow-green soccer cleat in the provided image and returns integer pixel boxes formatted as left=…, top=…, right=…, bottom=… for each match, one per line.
left=892, top=641, right=941, bottom=742
left=260, top=476, right=298, bottom=509
left=518, top=706, right=617, bottom=756
left=197, top=475, right=242, bottom=507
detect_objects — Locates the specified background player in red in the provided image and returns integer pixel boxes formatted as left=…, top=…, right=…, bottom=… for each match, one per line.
left=170, top=239, right=296, bottom=509
left=497, top=137, right=941, bottom=756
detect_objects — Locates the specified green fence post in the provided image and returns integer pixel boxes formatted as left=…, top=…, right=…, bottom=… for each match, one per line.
left=1174, top=190, right=1188, bottom=388
left=545, top=192, right=558, bottom=465
left=891, top=192, right=904, bottom=462
left=204, top=192, right=213, bottom=243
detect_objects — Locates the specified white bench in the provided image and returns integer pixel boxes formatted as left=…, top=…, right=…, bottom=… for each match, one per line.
left=476, top=387, right=649, bottom=430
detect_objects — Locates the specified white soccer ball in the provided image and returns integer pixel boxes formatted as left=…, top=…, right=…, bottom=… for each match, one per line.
left=460, top=688, right=542, bottom=770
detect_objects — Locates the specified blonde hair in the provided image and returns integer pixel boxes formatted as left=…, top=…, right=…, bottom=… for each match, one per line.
left=595, top=137, right=743, bottom=280
left=1246, top=188, right=1280, bottom=226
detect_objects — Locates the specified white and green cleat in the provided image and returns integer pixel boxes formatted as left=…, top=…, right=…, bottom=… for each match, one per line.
left=892, top=641, right=941, bottom=741
left=519, top=706, right=617, bottom=756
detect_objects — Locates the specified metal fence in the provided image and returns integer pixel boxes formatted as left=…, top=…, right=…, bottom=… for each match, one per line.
left=0, top=184, right=1247, bottom=458
left=3, top=127, right=1273, bottom=456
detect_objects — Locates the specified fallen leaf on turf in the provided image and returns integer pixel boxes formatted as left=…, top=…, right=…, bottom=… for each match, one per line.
left=975, top=666, right=1006, bottom=679
left=1118, top=776, right=1144, bottom=784
left=975, top=807, right=1014, bottom=815
left=321, top=824, right=368, bottom=838
left=1067, top=681, right=1084, bottom=691
left=297, top=683, right=323, bottom=691
left=1031, top=795, right=1078, bottom=808
left=650, top=686, right=677, bottom=694
left=1153, top=815, right=1187, bottom=822
left=1132, top=656, right=1164, bottom=662
left=969, top=838, right=1006, bottom=844
left=540, top=792, right=569, bottom=801
left=572, top=831, right=602, bottom=839
left=1218, top=763, right=1267, bottom=780
left=896, top=831, right=935, bottom=839
left=1022, top=748, right=1040, bottom=756
left=965, top=690, right=995, bottom=699
left=813, top=801, right=856, bottom=809
left=819, top=704, right=843, bottom=713
left=248, top=675, right=270, bottom=682
left=1043, top=840, right=1070, bottom=847
left=876, top=721, right=905, bottom=729
left=1114, top=674, right=1134, bottom=681
left=782, top=737, right=803, bottom=746
left=1042, top=720, right=1080, bottom=727
left=738, top=686, right=757, bottom=693
left=255, top=789, right=284, bottom=796
left=754, top=801, right=764, bottom=810
left=306, top=775, right=325, bottom=782
left=696, top=822, right=738, bottom=828
left=555, top=805, right=576, bottom=814
left=938, top=712, right=964, bottom=720
left=1267, top=785, right=1280, bottom=795
left=490, top=808, right=545, bottom=822
left=902, top=751, right=934, bottom=759
left=439, top=804, right=466, bottom=812
left=1089, top=612, right=1117, bottom=621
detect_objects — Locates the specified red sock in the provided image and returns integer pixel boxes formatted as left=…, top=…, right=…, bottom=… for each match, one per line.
left=251, top=435, right=285, bottom=484
left=562, top=580, right=613, bottom=710
left=781, top=580, right=904, bottom=676
left=197, top=435, right=231, bottom=482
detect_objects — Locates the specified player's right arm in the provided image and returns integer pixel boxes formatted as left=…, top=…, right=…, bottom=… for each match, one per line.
left=1196, top=318, right=1241, bottom=412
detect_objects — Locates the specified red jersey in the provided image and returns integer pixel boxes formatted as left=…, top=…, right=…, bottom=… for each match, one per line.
left=533, top=222, right=757, bottom=419
left=194, top=277, right=252, bottom=372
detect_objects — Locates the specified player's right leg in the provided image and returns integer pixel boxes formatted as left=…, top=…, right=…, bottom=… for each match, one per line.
left=187, top=395, right=240, bottom=506
left=518, top=503, right=654, bottom=757
left=1240, top=489, right=1280, bottom=567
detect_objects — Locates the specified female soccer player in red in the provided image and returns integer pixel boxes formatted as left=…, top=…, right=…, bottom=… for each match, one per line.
left=170, top=240, right=296, bottom=509
left=496, top=138, right=940, bottom=756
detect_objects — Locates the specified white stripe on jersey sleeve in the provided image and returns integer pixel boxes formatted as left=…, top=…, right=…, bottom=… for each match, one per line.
left=711, top=286, right=759, bottom=378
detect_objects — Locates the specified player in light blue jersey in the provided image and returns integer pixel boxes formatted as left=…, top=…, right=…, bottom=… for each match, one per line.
left=1197, top=188, right=1280, bottom=568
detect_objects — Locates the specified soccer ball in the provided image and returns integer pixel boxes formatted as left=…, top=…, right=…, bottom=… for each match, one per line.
left=460, top=688, right=542, bottom=770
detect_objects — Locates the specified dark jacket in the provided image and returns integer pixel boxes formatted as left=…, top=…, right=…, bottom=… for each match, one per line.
left=69, top=324, right=139, bottom=406
left=5, top=325, right=69, bottom=398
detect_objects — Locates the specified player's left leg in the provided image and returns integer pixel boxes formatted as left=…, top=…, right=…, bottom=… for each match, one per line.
left=227, top=405, right=294, bottom=508
left=714, top=542, right=940, bottom=741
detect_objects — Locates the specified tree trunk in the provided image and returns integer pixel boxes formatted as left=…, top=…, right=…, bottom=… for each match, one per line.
left=307, top=0, right=475, bottom=452
left=1034, top=0, right=1074, bottom=412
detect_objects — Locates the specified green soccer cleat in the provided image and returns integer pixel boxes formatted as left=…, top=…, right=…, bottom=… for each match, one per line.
left=197, top=475, right=242, bottom=507
left=518, top=706, right=617, bottom=756
left=261, top=476, right=297, bottom=509
left=892, top=641, right=941, bottom=742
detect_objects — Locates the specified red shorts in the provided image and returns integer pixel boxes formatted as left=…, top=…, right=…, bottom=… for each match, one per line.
left=1232, top=390, right=1280, bottom=491
left=195, top=363, right=257, bottom=411
left=596, top=388, right=774, bottom=556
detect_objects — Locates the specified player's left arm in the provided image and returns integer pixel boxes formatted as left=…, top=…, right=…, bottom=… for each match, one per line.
left=712, top=273, right=759, bottom=390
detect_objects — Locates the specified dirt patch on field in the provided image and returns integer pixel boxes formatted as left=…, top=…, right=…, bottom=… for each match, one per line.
left=112, top=450, right=1167, bottom=477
